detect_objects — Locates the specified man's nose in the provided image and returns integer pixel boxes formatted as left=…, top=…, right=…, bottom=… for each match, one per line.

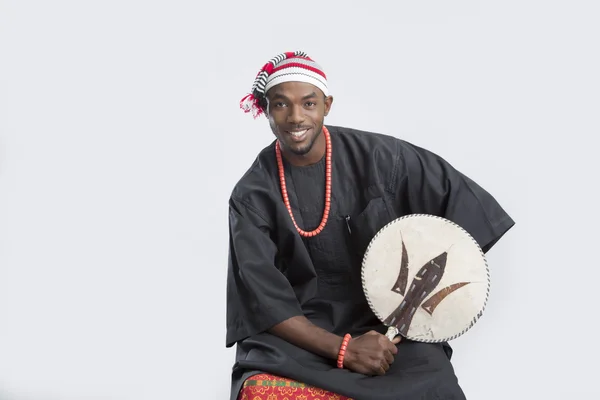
left=287, top=105, right=304, bottom=125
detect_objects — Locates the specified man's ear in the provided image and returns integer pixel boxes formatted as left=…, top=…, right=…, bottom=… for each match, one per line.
left=324, top=95, right=334, bottom=116
left=260, top=97, right=269, bottom=117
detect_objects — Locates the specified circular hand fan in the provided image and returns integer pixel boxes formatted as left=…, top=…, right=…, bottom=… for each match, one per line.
left=361, top=214, right=490, bottom=343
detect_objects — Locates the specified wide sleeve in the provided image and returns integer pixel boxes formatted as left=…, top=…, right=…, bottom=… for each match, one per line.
left=395, top=141, right=515, bottom=254
left=225, top=196, right=304, bottom=348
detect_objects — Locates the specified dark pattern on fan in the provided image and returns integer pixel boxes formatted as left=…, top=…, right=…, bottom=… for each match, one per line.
left=391, top=240, right=409, bottom=295
left=383, top=235, right=471, bottom=336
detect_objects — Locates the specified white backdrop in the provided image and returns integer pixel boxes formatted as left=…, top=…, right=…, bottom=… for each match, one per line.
left=1, top=1, right=598, bottom=399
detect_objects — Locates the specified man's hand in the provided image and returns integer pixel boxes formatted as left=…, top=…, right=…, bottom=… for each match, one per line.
left=343, top=330, right=401, bottom=376
left=267, top=317, right=401, bottom=376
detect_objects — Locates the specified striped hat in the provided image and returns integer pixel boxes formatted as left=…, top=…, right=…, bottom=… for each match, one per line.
left=240, top=51, right=329, bottom=119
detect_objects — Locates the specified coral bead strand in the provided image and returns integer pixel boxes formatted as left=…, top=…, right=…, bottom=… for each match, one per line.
left=275, top=127, right=332, bottom=238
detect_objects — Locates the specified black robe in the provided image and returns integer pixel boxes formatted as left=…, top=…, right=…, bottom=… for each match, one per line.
left=226, top=125, right=515, bottom=400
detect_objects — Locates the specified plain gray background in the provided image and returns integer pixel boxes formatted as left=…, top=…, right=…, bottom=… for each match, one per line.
left=1, top=0, right=598, bottom=399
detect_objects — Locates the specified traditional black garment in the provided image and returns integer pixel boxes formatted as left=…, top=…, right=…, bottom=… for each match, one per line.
left=226, top=125, right=515, bottom=400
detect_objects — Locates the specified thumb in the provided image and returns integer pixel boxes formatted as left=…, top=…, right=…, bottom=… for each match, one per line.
left=391, top=335, right=402, bottom=344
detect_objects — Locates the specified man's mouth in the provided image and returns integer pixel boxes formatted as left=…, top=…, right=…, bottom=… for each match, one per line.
left=286, top=128, right=310, bottom=141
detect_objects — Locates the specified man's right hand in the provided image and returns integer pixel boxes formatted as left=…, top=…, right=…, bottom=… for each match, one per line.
left=343, top=330, right=401, bottom=376
left=267, top=317, right=401, bottom=376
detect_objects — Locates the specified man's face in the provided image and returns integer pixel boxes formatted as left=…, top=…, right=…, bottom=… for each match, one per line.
left=265, top=81, right=333, bottom=157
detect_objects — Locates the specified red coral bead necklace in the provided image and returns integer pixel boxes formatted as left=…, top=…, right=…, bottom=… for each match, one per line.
left=275, top=126, right=332, bottom=238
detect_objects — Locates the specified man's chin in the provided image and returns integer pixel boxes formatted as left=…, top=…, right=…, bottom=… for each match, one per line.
left=280, top=137, right=312, bottom=155
left=289, top=146, right=312, bottom=156
left=283, top=142, right=311, bottom=156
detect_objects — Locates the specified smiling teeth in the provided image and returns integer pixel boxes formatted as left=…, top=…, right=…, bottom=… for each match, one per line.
left=290, top=130, right=307, bottom=137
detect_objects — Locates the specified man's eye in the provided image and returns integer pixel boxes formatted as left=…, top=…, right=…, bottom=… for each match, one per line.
left=305, top=102, right=315, bottom=107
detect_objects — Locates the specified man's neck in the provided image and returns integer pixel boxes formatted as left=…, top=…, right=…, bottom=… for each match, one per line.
left=282, top=133, right=326, bottom=167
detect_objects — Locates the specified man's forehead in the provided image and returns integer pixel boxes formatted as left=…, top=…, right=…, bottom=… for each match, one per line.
left=267, top=82, right=324, bottom=99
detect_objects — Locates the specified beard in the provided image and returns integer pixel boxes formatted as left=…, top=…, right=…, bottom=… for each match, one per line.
left=279, top=124, right=323, bottom=156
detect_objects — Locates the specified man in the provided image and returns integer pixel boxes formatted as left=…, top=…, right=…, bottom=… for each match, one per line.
left=226, top=51, right=514, bottom=400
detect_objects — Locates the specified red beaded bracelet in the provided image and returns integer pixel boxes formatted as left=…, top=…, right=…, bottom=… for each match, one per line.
left=337, top=333, right=352, bottom=369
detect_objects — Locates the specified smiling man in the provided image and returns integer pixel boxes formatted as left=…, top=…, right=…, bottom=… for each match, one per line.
left=263, top=81, right=332, bottom=165
left=226, top=51, right=514, bottom=400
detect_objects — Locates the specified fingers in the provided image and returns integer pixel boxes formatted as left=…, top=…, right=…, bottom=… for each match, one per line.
left=387, top=334, right=401, bottom=355
left=386, top=339, right=399, bottom=355
left=377, top=359, right=390, bottom=376
left=350, top=331, right=400, bottom=377
left=384, top=349, right=394, bottom=365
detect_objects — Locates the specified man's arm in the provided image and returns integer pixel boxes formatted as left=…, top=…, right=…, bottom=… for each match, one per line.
left=268, top=316, right=344, bottom=360
left=393, top=140, right=515, bottom=254
left=227, top=196, right=399, bottom=376
left=269, top=316, right=400, bottom=376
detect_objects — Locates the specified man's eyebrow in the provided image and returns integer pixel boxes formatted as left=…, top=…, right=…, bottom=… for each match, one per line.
left=270, top=93, right=288, bottom=100
left=270, top=92, right=318, bottom=100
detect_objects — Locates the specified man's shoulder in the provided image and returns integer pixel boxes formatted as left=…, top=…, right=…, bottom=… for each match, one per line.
left=328, top=124, right=446, bottom=165
left=327, top=124, right=402, bottom=146
left=229, top=141, right=278, bottom=209
left=326, top=124, right=410, bottom=168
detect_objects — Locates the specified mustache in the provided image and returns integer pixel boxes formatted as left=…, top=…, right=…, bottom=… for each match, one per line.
left=284, top=126, right=312, bottom=131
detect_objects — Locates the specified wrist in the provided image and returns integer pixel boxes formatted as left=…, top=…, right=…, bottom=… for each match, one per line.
left=336, top=334, right=352, bottom=368
left=326, top=334, right=345, bottom=360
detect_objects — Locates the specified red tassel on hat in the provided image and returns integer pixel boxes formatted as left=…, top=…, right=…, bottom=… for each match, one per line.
left=239, top=93, right=263, bottom=119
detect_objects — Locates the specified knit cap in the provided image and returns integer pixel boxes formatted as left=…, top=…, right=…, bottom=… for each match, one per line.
left=240, top=51, right=328, bottom=118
